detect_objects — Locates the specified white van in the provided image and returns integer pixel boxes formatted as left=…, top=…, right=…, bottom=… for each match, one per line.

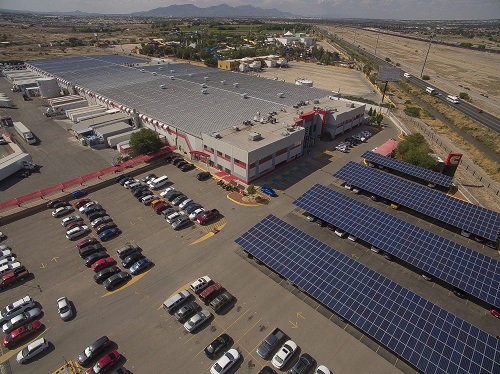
left=403, top=72, right=411, bottom=79
left=163, top=290, right=190, bottom=312
left=425, top=87, right=436, bottom=95
left=149, top=175, right=169, bottom=189
left=447, top=95, right=459, bottom=104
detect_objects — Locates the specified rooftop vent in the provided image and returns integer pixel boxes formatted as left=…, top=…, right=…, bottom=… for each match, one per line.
left=169, top=76, right=175, bottom=80
left=160, top=84, right=166, bottom=89
left=158, top=67, right=163, bottom=70
left=152, top=72, right=157, bottom=76
left=241, top=93, right=249, bottom=99
left=170, top=70, right=176, bottom=73
left=277, top=93, right=285, bottom=98
left=204, top=76, right=210, bottom=81
left=202, top=89, right=208, bottom=94
left=233, top=83, right=239, bottom=88
left=232, top=126, right=240, bottom=131
left=201, top=83, right=208, bottom=88
left=248, top=132, right=262, bottom=141
left=212, top=132, right=222, bottom=139
left=140, top=69, right=145, bottom=73
left=221, top=80, right=227, bottom=85
left=281, top=131, right=290, bottom=136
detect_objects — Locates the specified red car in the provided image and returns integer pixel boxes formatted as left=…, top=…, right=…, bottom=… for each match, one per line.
left=197, top=209, right=220, bottom=225
left=0, top=267, right=30, bottom=289
left=153, top=203, right=170, bottom=214
left=95, top=222, right=117, bottom=234
left=65, top=220, right=85, bottom=231
left=76, top=237, right=99, bottom=250
left=91, top=257, right=116, bottom=272
left=86, top=350, right=120, bottom=374
left=199, top=282, right=223, bottom=303
left=2, top=320, right=42, bottom=348
left=74, top=198, right=92, bottom=209
left=491, top=308, right=500, bottom=319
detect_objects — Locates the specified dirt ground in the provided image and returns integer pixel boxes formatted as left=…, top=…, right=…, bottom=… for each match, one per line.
left=322, top=26, right=500, bottom=117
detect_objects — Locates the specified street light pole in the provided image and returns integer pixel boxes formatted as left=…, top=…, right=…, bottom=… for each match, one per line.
left=420, top=33, right=434, bottom=78
left=374, top=32, right=380, bottom=56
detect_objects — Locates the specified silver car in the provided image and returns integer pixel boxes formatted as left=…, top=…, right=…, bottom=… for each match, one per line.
left=16, top=337, right=49, bottom=364
left=2, top=308, right=42, bottom=334
left=184, top=309, right=212, bottom=333
left=57, top=297, right=73, bottom=321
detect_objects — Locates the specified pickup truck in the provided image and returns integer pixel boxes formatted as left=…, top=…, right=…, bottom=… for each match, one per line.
left=256, top=327, right=286, bottom=359
left=0, top=266, right=30, bottom=289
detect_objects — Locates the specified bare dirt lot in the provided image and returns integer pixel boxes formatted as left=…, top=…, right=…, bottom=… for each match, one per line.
left=323, top=26, right=500, bottom=117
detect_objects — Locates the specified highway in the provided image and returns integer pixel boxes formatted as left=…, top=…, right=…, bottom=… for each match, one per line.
left=322, top=31, right=500, bottom=134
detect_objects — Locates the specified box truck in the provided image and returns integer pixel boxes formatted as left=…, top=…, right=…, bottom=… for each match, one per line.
left=13, top=122, right=36, bottom=145
left=0, top=153, right=37, bottom=181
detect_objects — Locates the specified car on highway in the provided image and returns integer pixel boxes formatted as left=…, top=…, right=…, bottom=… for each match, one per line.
left=172, top=216, right=191, bottom=230
left=130, top=258, right=153, bottom=275
left=2, top=308, right=42, bottom=334
left=121, top=252, right=143, bottom=268
left=56, top=297, right=73, bottom=321
left=210, top=349, right=240, bottom=374
left=204, top=333, right=233, bottom=359
left=197, top=209, right=220, bottom=225
left=74, top=199, right=92, bottom=209
left=288, top=353, right=316, bottom=374
left=91, top=257, right=116, bottom=272
left=98, top=227, right=121, bottom=241
left=77, top=336, right=111, bottom=366
left=94, top=266, right=120, bottom=284
left=2, top=320, right=42, bottom=348
left=103, top=272, right=130, bottom=291
left=61, top=215, right=83, bottom=227
left=16, top=337, right=49, bottom=364
left=85, top=350, right=120, bottom=374
left=197, top=172, right=211, bottom=181
left=184, top=309, right=211, bottom=332
left=95, top=222, right=117, bottom=235
left=66, top=225, right=89, bottom=240
left=174, top=301, right=199, bottom=322
left=84, top=251, right=108, bottom=267
left=90, top=216, right=113, bottom=228
left=52, top=206, right=75, bottom=217
left=271, top=340, right=298, bottom=369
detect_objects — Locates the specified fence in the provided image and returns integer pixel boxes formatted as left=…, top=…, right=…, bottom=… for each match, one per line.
left=0, top=147, right=174, bottom=211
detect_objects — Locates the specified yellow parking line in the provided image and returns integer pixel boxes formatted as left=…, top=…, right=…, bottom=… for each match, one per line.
left=223, top=308, right=250, bottom=331
left=0, top=328, right=50, bottom=364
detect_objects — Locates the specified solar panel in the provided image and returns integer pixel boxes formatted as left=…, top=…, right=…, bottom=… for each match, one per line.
left=293, top=184, right=500, bottom=308
left=333, top=162, right=500, bottom=243
left=235, top=215, right=499, bottom=374
left=362, top=151, right=454, bottom=188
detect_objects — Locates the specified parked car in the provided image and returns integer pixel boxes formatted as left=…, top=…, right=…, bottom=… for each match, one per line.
left=77, top=336, right=110, bottom=366
left=2, top=308, right=42, bottom=334
left=209, top=292, right=233, bottom=313
left=121, top=252, right=143, bottom=268
left=184, top=309, right=211, bottom=332
left=116, top=244, right=140, bottom=260
left=197, top=209, right=220, bottom=225
left=91, top=257, right=116, bottom=272
left=258, top=367, right=277, bottom=374
left=88, top=211, right=108, bottom=222
left=153, top=203, right=170, bottom=214
left=79, top=244, right=104, bottom=259
left=197, top=172, right=211, bottom=181
left=130, top=258, right=153, bottom=275
left=98, top=227, right=121, bottom=241
left=103, top=272, right=130, bottom=291
left=132, top=187, right=150, bottom=198
left=174, top=301, right=199, bottom=322
left=180, top=163, right=195, bottom=172
left=2, top=320, right=42, bottom=348
left=204, top=333, right=233, bottom=359
left=46, top=199, right=66, bottom=209
left=172, top=195, right=188, bottom=206
left=271, top=340, right=298, bottom=369
left=61, top=215, right=83, bottom=227
left=65, top=221, right=85, bottom=231
left=166, top=191, right=184, bottom=202
left=52, top=201, right=72, bottom=209
left=173, top=158, right=185, bottom=166
left=189, top=208, right=205, bottom=221
left=52, top=206, right=74, bottom=217
left=71, top=190, right=87, bottom=198
left=199, top=282, right=223, bottom=303
left=123, top=179, right=139, bottom=188
left=0, top=296, right=34, bottom=325
left=288, top=353, right=316, bottom=374
left=76, top=237, right=99, bottom=250
left=141, top=174, right=157, bottom=183
left=172, top=216, right=191, bottom=230
left=84, top=205, right=105, bottom=216
left=95, top=222, right=117, bottom=235
left=84, top=251, right=108, bottom=267
left=94, top=266, right=120, bottom=284
left=79, top=201, right=99, bottom=213
left=160, top=187, right=176, bottom=198
left=314, top=365, right=332, bottom=374
left=190, top=276, right=212, bottom=294
left=0, top=267, right=30, bottom=290
left=91, top=216, right=113, bottom=228
left=260, top=184, right=277, bottom=197
left=56, top=297, right=73, bottom=321
left=491, top=308, right=500, bottom=319
left=140, top=195, right=158, bottom=205
left=118, top=176, right=133, bottom=186
left=210, top=349, right=240, bottom=374
left=160, top=208, right=177, bottom=218
left=66, top=225, right=89, bottom=240
left=16, top=337, right=49, bottom=364
left=178, top=198, right=194, bottom=210
left=115, top=174, right=130, bottom=183
left=85, top=350, right=120, bottom=374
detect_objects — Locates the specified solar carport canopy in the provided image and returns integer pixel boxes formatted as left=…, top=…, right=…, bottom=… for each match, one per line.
left=235, top=215, right=500, bottom=374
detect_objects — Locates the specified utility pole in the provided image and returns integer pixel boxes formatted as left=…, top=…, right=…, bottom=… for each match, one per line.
left=420, top=33, right=435, bottom=78
left=374, top=32, right=380, bottom=56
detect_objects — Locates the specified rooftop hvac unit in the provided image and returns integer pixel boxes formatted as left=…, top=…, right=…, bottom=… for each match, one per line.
left=241, top=93, right=248, bottom=99
left=160, top=84, right=166, bottom=89
left=277, top=93, right=285, bottom=98
left=170, top=70, right=176, bottom=73
left=141, top=69, right=145, bottom=73
left=232, top=126, right=240, bottom=131
left=188, top=73, right=193, bottom=77
left=204, top=76, right=210, bottom=81
left=158, top=67, right=163, bottom=70
left=221, top=80, right=227, bottom=85
left=169, top=76, right=175, bottom=80
left=212, top=132, right=222, bottom=139
left=281, top=131, right=290, bottom=136
left=152, top=72, right=157, bottom=76
left=248, top=132, right=262, bottom=141
left=202, top=89, right=208, bottom=94
left=233, top=83, right=239, bottom=88
left=287, top=126, right=295, bottom=132
left=201, top=83, right=208, bottom=88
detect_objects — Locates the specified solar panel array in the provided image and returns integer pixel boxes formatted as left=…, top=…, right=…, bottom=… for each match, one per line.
left=293, top=184, right=500, bottom=307
left=27, top=56, right=333, bottom=137
left=362, top=151, right=454, bottom=188
left=235, top=215, right=499, bottom=374
left=333, top=162, right=500, bottom=242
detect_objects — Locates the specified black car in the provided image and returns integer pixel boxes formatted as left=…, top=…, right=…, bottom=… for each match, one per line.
left=185, top=204, right=203, bottom=215
left=122, top=252, right=143, bottom=268
left=176, top=161, right=188, bottom=168
left=258, top=367, right=277, bottom=374
left=166, top=192, right=184, bottom=202
left=172, top=158, right=185, bottom=166
left=77, top=335, right=110, bottom=366
left=204, top=333, right=233, bottom=359
left=132, top=187, right=150, bottom=198
left=115, top=174, right=131, bottom=183
left=141, top=173, right=156, bottom=183
left=288, top=353, right=316, bottom=374
left=180, top=163, right=195, bottom=172
left=87, top=210, right=107, bottom=222
left=94, top=266, right=121, bottom=284
left=79, top=243, right=105, bottom=259
left=53, top=201, right=71, bottom=209
left=84, top=251, right=108, bottom=267
left=174, top=301, right=199, bottom=322
left=118, top=176, right=134, bottom=186
left=103, top=271, right=130, bottom=290
left=197, top=172, right=211, bottom=181
left=135, top=190, right=152, bottom=200
left=84, top=205, right=104, bottom=216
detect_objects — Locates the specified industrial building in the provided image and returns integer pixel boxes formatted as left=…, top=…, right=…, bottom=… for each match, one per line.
left=26, top=54, right=365, bottom=183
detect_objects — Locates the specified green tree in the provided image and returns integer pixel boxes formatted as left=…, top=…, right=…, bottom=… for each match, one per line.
left=422, top=75, right=430, bottom=80
left=129, top=128, right=163, bottom=157
left=247, top=185, right=257, bottom=195
left=459, top=92, right=470, bottom=101
left=367, top=107, right=373, bottom=116
left=395, top=133, right=438, bottom=170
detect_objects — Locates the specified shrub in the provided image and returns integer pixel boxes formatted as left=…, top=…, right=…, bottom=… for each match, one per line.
left=404, top=106, right=421, bottom=118
left=422, top=75, right=430, bottom=80
left=459, top=92, right=470, bottom=100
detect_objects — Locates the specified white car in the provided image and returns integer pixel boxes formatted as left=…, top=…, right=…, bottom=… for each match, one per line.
left=403, top=72, right=411, bottom=79
left=52, top=206, right=74, bottom=217
left=184, top=309, right=211, bottom=332
left=56, top=297, right=73, bottom=321
left=160, top=187, right=176, bottom=198
left=0, top=248, right=12, bottom=257
left=0, top=296, right=34, bottom=325
left=347, top=234, right=358, bottom=242
left=210, top=349, right=240, bottom=374
left=140, top=195, right=158, bottom=205
left=124, top=179, right=139, bottom=188
left=334, top=228, right=347, bottom=238
left=0, top=261, right=21, bottom=275
left=315, top=365, right=332, bottom=374
left=16, top=338, right=49, bottom=364
left=61, top=215, right=81, bottom=226
left=0, top=256, right=17, bottom=267
left=2, top=308, right=42, bottom=333
left=65, top=225, right=89, bottom=240
left=189, top=208, right=204, bottom=221
left=79, top=201, right=98, bottom=213
left=166, top=212, right=181, bottom=224
left=272, top=340, right=298, bottom=369
left=178, top=198, right=193, bottom=210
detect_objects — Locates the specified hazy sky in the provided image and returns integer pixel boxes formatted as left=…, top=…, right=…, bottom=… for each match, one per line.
left=1, top=0, right=499, bottom=20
